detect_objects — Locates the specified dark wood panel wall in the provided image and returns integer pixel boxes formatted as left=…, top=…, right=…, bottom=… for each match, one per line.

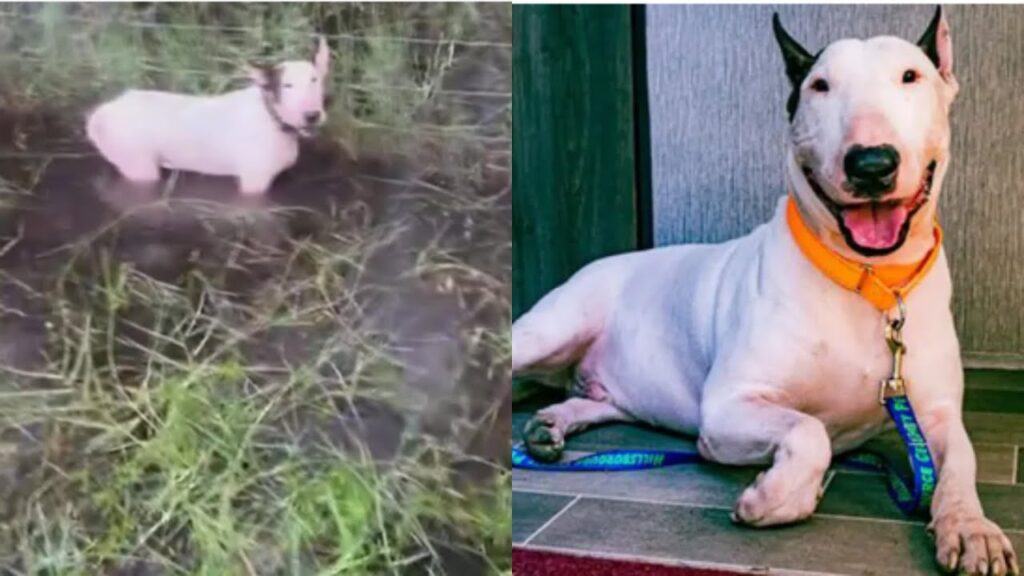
left=512, top=5, right=644, bottom=318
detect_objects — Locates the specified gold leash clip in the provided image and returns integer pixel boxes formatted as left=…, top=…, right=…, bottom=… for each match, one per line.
left=879, top=293, right=908, bottom=404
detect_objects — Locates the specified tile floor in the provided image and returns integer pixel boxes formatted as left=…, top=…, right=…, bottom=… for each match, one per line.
left=512, top=370, right=1024, bottom=575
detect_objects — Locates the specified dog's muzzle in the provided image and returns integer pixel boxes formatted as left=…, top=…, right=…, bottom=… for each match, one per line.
left=844, top=145, right=900, bottom=199
left=298, top=111, right=325, bottom=138
left=802, top=160, right=936, bottom=257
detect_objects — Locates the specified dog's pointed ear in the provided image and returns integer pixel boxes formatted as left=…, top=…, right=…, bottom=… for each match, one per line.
left=248, top=63, right=280, bottom=96
left=248, top=63, right=269, bottom=87
left=772, top=13, right=815, bottom=88
left=312, top=35, right=329, bottom=77
left=917, top=6, right=955, bottom=85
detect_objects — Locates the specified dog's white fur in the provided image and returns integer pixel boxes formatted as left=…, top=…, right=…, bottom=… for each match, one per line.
left=86, top=37, right=330, bottom=195
left=513, top=10, right=1018, bottom=576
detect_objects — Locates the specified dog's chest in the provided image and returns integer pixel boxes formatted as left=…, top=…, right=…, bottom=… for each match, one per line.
left=779, top=312, right=901, bottom=446
left=252, top=133, right=299, bottom=171
left=799, top=356, right=893, bottom=447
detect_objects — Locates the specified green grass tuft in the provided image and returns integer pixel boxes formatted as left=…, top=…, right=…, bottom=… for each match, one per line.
left=0, top=3, right=510, bottom=574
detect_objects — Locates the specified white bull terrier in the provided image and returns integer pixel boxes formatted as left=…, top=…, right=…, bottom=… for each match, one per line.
left=86, top=37, right=330, bottom=195
left=512, top=8, right=1018, bottom=576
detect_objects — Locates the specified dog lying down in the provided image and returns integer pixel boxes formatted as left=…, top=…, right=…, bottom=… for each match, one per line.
left=513, top=8, right=1018, bottom=576
left=86, top=36, right=330, bottom=195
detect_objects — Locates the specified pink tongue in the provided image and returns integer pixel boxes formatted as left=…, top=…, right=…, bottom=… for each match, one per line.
left=841, top=203, right=908, bottom=249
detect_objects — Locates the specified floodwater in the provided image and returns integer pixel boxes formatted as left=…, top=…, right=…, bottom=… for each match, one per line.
left=0, top=32, right=510, bottom=573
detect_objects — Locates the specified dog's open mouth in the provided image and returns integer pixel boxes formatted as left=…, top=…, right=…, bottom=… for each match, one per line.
left=802, top=161, right=936, bottom=256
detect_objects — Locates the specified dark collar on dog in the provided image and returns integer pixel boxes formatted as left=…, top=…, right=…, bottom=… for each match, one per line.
left=260, top=90, right=299, bottom=136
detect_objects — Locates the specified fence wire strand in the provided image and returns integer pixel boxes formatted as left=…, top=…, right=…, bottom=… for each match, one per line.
left=0, top=10, right=513, bottom=49
left=3, top=51, right=510, bottom=100
left=0, top=6, right=511, bottom=146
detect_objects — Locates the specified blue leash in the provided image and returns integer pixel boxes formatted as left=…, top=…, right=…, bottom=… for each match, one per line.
left=512, top=394, right=936, bottom=517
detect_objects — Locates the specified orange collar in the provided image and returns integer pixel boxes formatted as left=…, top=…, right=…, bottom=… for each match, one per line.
left=785, top=197, right=943, bottom=311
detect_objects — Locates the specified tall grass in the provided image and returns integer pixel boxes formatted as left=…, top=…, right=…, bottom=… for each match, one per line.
left=0, top=3, right=511, bottom=574
left=0, top=3, right=511, bottom=158
left=0, top=196, right=509, bottom=573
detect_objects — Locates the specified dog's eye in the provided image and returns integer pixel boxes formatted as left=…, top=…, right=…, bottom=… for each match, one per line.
left=810, top=78, right=829, bottom=93
left=902, top=70, right=919, bottom=84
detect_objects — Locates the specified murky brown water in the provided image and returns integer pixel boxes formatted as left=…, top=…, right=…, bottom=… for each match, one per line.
left=0, top=20, right=510, bottom=573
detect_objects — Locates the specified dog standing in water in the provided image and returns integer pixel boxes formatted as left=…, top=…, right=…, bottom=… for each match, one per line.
left=513, top=9, right=1018, bottom=575
left=87, top=37, right=330, bottom=195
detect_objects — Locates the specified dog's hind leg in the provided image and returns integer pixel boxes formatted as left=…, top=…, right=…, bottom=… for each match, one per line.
left=699, top=395, right=831, bottom=527
left=523, top=397, right=633, bottom=462
left=513, top=302, right=595, bottom=381
left=97, top=139, right=160, bottom=183
left=513, top=258, right=627, bottom=379
left=87, top=111, right=160, bottom=184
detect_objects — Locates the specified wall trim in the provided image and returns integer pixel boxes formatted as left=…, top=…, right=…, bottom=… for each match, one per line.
left=963, top=352, right=1024, bottom=371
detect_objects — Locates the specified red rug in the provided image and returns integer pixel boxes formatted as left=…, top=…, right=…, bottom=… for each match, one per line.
left=512, top=548, right=751, bottom=575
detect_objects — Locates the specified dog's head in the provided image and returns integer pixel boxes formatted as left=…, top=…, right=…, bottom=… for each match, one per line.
left=774, top=7, right=958, bottom=260
left=249, top=36, right=330, bottom=138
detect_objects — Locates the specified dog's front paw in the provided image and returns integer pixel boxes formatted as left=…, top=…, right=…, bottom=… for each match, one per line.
left=523, top=413, right=564, bottom=462
left=731, top=468, right=824, bottom=527
left=931, top=511, right=1019, bottom=575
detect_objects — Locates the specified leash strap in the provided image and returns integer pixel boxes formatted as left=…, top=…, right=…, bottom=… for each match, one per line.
left=511, top=446, right=702, bottom=472
left=880, top=395, right=936, bottom=514
left=512, top=394, right=936, bottom=517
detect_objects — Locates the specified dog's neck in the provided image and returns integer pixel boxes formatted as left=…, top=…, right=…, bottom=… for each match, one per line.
left=257, top=88, right=300, bottom=137
left=784, top=195, right=942, bottom=311
left=784, top=155, right=942, bottom=267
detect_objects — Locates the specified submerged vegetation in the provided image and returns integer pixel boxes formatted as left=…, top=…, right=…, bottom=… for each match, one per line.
left=0, top=3, right=510, bottom=574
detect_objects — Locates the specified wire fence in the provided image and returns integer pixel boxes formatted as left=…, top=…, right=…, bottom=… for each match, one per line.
left=0, top=9, right=512, bottom=49
left=0, top=4, right=511, bottom=149
left=2, top=50, right=511, bottom=101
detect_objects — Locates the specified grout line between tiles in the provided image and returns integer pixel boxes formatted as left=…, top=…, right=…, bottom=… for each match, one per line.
left=821, top=469, right=837, bottom=494
left=515, top=460, right=1024, bottom=486
left=513, top=487, right=1024, bottom=535
left=515, top=487, right=737, bottom=514
left=521, top=493, right=581, bottom=546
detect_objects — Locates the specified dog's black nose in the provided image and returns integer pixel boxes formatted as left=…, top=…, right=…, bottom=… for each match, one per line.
left=304, top=111, right=322, bottom=125
left=844, top=145, right=900, bottom=197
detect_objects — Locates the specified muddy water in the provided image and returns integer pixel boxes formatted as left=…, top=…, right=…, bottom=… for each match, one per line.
left=0, top=35, right=510, bottom=573
left=1, top=124, right=509, bottom=394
